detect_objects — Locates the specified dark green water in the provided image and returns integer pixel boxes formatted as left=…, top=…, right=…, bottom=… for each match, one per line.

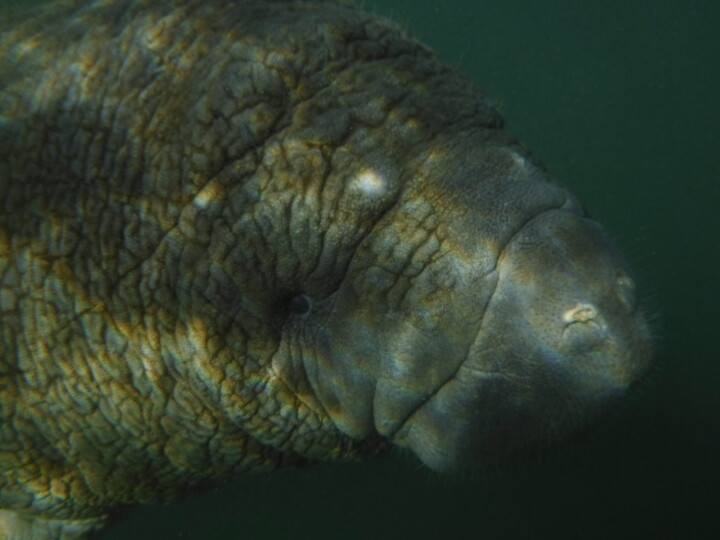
left=7, top=0, right=720, bottom=538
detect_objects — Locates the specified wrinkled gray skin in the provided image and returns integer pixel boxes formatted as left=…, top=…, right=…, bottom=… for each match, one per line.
left=0, top=0, right=652, bottom=537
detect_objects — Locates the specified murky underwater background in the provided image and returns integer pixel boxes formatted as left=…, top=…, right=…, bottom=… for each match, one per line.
left=5, top=0, right=719, bottom=538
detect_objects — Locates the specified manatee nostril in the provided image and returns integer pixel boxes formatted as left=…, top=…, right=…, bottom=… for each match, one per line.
left=563, top=303, right=597, bottom=324
left=561, top=303, right=606, bottom=351
left=616, top=274, right=637, bottom=312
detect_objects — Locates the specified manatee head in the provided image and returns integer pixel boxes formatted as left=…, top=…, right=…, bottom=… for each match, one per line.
left=299, top=134, right=652, bottom=471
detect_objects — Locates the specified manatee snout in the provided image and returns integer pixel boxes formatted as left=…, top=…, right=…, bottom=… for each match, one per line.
left=391, top=208, right=652, bottom=471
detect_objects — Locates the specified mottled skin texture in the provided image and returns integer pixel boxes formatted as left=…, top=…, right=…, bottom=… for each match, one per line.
left=0, top=0, right=652, bottom=538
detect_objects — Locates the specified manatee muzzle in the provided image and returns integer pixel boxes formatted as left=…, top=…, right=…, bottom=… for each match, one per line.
left=391, top=209, right=652, bottom=471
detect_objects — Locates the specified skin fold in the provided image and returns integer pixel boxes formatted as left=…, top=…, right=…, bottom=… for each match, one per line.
left=0, top=0, right=652, bottom=537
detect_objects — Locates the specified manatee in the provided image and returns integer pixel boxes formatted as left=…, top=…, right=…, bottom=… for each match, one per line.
left=0, top=0, right=652, bottom=537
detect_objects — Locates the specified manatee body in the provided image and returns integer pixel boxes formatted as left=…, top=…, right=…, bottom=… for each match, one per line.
left=0, top=0, right=652, bottom=537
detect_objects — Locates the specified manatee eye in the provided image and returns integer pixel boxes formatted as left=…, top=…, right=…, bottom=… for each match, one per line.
left=288, top=294, right=311, bottom=315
